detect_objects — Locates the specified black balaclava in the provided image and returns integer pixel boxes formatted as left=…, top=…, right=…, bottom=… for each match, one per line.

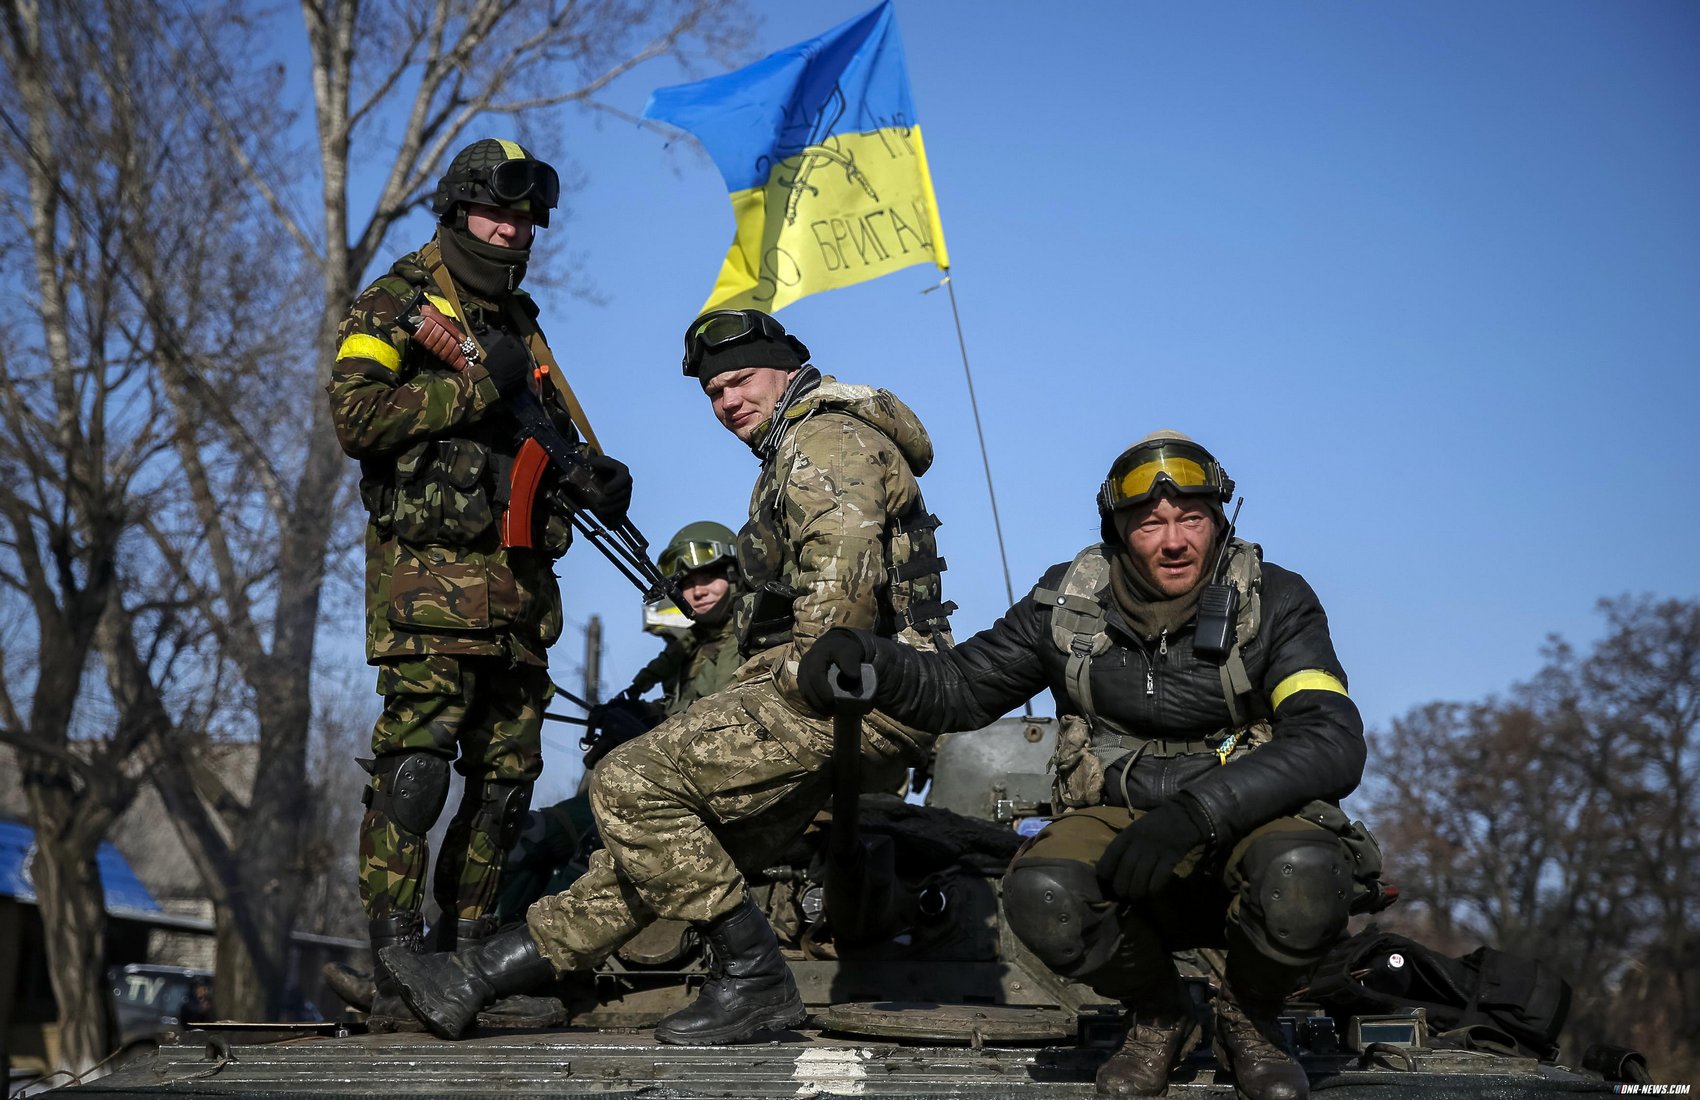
left=438, top=224, right=529, bottom=300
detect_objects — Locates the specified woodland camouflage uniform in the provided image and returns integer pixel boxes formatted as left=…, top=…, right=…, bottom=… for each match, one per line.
left=331, top=234, right=569, bottom=929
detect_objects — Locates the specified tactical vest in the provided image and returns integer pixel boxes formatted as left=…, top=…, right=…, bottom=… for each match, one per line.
left=735, top=403, right=955, bottom=657
left=1035, top=539, right=1265, bottom=766
left=357, top=240, right=592, bottom=559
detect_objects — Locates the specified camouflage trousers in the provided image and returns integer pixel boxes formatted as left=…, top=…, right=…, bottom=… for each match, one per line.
left=1013, top=803, right=1378, bottom=1002
left=524, top=669, right=910, bottom=972
left=358, top=654, right=548, bottom=923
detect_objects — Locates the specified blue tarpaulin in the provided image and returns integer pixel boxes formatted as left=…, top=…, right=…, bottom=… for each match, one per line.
left=0, top=817, right=161, bottom=914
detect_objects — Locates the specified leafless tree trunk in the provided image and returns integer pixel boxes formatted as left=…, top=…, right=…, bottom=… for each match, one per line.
left=1367, top=596, right=1700, bottom=1076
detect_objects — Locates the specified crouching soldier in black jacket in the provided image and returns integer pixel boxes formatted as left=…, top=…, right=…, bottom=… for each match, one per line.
left=800, top=431, right=1382, bottom=1100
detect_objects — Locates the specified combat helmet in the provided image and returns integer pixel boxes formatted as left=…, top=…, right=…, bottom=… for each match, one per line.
left=1096, top=430, right=1233, bottom=544
left=659, top=521, right=739, bottom=581
left=432, top=138, right=560, bottom=228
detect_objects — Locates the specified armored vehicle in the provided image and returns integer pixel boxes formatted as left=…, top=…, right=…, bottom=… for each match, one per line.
left=57, top=718, right=1625, bottom=1097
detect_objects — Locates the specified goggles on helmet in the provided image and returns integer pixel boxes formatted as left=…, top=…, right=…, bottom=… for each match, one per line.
left=1100, top=438, right=1232, bottom=512
left=487, top=158, right=560, bottom=210
left=682, top=309, right=795, bottom=376
left=659, top=539, right=737, bottom=580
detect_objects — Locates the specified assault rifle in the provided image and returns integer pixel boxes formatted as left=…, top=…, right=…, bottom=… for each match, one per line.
left=396, top=298, right=693, bottom=620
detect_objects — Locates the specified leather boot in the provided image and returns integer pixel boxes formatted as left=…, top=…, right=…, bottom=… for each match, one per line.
left=367, top=913, right=426, bottom=1034
left=1096, top=984, right=1197, bottom=1097
left=382, top=924, right=557, bottom=1040
left=1213, top=978, right=1308, bottom=1100
left=454, top=918, right=566, bottom=1029
left=653, top=898, right=807, bottom=1045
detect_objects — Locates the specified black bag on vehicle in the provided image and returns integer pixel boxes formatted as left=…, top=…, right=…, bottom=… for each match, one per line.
left=1305, top=929, right=1573, bottom=1060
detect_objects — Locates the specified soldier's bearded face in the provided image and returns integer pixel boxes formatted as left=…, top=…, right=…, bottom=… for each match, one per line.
left=1119, top=495, right=1217, bottom=598
left=465, top=203, right=535, bottom=248
left=679, top=567, right=732, bottom=616
left=705, top=366, right=799, bottom=442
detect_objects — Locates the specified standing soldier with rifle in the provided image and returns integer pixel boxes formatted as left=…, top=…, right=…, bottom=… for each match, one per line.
left=327, top=138, right=633, bottom=1033
left=383, top=308, right=956, bottom=1045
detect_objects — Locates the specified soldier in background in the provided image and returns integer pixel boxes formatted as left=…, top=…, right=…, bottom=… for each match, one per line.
left=495, top=521, right=747, bottom=921
left=798, top=432, right=1380, bottom=1100
left=383, top=308, right=955, bottom=1045
left=327, top=137, right=630, bottom=1032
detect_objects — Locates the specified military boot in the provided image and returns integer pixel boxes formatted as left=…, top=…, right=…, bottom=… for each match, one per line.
left=367, top=913, right=426, bottom=1034
left=453, top=918, right=566, bottom=1029
left=1213, top=979, right=1308, bottom=1100
left=653, top=898, right=807, bottom=1045
left=382, top=924, right=558, bottom=1041
left=1096, top=984, right=1197, bottom=1097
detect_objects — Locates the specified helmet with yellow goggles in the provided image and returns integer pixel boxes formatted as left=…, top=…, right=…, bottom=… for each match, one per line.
left=657, top=521, right=739, bottom=581
left=1097, top=433, right=1234, bottom=516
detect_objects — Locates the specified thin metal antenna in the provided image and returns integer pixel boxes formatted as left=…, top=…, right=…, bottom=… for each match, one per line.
left=942, top=270, right=1017, bottom=608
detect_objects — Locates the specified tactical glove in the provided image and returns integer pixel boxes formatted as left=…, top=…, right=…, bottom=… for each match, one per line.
left=581, top=696, right=661, bottom=770
left=561, top=452, right=632, bottom=525
left=479, top=331, right=532, bottom=399
left=412, top=304, right=471, bottom=372
left=1097, top=796, right=1212, bottom=900
left=797, top=627, right=876, bottom=716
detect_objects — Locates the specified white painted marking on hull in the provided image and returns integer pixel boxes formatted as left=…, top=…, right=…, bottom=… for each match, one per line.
left=792, top=1046, right=873, bottom=1096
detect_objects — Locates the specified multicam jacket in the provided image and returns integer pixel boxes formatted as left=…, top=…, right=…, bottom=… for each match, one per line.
left=625, top=600, right=745, bottom=719
left=736, top=376, right=954, bottom=751
left=327, top=235, right=573, bottom=668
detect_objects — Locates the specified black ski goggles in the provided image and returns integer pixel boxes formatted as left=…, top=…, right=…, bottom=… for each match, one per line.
left=682, top=309, right=804, bottom=376
left=1100, top=439, right=1232, bottom=512
left=487, top=158, right=560, bottom=210
left=659, top=540, right=737, bottom=580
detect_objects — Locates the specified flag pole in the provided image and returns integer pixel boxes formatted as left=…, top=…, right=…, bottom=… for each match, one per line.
left=940, top=269, right=1017, bottom=608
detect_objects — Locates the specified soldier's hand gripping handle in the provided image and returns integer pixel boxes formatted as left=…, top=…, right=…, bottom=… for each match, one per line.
left=798, top=628, right=876, bottom=717
left=411, top=304, right=472, bottom=372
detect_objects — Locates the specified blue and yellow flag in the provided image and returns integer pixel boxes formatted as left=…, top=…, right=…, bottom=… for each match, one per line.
left=643, top=1, right=948, bottom=313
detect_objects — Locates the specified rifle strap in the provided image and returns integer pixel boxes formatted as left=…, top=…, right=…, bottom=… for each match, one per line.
left=418, top=239, right=604, bottom=454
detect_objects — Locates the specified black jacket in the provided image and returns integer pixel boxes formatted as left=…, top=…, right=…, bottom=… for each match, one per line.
left=867, top=547, right=1365, bottom=844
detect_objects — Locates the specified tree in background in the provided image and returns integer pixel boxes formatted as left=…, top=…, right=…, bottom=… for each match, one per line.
left=2, top=0, right=742, bottom=1064
left=1367, top=595, right=1699, bottom=1077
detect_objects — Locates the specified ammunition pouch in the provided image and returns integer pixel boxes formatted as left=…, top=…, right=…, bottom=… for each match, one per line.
left=386, top=437, right=498, bottom=547
left=737, top=580, right=801, bottom=657
left=882, top=505, right=955, bottom=638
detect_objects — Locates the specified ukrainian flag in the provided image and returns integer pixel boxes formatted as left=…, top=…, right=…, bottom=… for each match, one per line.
left=644, top=1, right=948, bottom=313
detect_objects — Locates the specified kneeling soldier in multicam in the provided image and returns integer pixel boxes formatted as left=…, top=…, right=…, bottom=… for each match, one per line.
left=328, top=138, right=630, bottom=1033
left=383, top=308, right=956, bottom=1045
left=798, top=431, right=1383, bottom=1100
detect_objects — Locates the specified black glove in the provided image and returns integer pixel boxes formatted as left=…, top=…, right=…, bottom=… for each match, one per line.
left=479, top=331, right=532, bottom=399
left=581, top=696, right=660, bottom=770
left=1096, top=796, right=1212, bottom=900
left=560, top=452, right=632, bottom=525
left=797, top=627, right=875, bottom=716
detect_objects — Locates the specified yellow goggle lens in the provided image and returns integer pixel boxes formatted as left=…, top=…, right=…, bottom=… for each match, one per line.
left=1111, top=456, right=1209, bottom=503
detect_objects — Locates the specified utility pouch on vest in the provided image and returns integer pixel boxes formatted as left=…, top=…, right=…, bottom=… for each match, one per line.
left=738, top=580, right=800, bottom=656
left=1050, top=715, right=1105, bottom=809
left=389, top=437, right=496, bottom=546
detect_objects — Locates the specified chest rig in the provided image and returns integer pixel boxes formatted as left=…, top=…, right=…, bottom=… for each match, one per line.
left=1035, top=540, right=1265, bottom=767
left=734, top=408, right=955, bottom=657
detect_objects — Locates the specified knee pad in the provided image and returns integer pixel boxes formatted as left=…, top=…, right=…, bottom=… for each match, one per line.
left=468, top=778, right=533, bottom=851
left=366, top=752, right=451, bottom=838
left=1003, top=859, right=1110, bottom=975
left=1239, top=831, right=1352, bottom=962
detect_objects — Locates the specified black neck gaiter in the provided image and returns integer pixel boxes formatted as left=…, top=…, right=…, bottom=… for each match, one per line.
left=438, top=225, right=529, bottom=300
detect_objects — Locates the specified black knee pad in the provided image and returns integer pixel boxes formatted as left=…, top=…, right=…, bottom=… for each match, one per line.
left=1003, top=859, right=1111, bottom=975
left=1238, top=831, right=1352, bottom=962
left=366, top=752, right=451, bottom=838
left=468, top=778, right=533, bottom=851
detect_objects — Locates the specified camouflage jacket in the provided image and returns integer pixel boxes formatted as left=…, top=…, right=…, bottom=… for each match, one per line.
left=737, top=376, right=954, bottom=747
left=625, top=599, right=745, bottom=719
left=327, top=235, right=574, bottom=668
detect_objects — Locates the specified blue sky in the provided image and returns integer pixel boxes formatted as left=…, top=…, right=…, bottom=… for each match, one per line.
left=311, top=1, right=1700, bottom=803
